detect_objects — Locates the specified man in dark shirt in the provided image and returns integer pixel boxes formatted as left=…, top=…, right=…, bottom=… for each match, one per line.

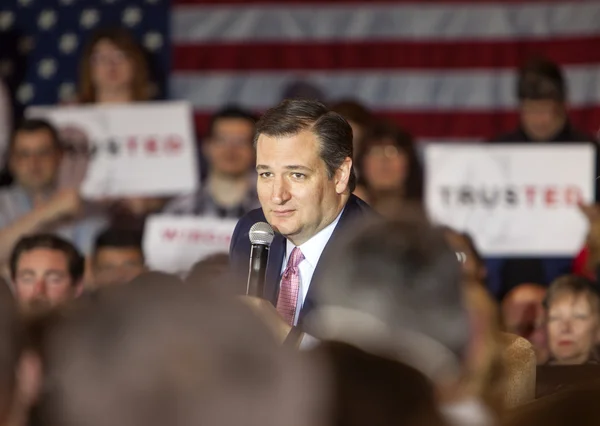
left=164, top=106, right=260, bottom=219
left=489, top=57, right=598, bottom=298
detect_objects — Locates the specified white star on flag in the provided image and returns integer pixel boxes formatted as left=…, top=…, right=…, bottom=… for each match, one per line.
left=59, top=34, right=79, bottom=54
left=80, top=9, right=100, bottom=29
left=144, top=32, right=163, bottom=51
left=38, top=10, right=57, bottom=30
left=17, top=84, right=34, bottom=104
left=58, top=82, right=76, bottom=101
left=122, top=7, right=142, bottom=27
left=0, top=12, right=14, bottom=30
left=38, top=58, right=57, bottom=79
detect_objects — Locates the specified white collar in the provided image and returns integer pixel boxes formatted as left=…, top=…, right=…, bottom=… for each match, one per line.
left=285, top=208, right=344, bottom=268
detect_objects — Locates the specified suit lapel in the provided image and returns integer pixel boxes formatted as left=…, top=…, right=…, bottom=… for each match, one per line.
left=299, top=196, right=363, bottom=322
left=264, top=233, right=285, bottom=305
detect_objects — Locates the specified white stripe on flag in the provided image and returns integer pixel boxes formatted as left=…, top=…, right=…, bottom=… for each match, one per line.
left=172, top=3, right=600, bottom=42
left=170, top=64, right=600, bottom=111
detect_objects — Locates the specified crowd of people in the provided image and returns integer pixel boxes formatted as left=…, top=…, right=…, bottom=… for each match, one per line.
left=0, top=26, right=600, bottom=426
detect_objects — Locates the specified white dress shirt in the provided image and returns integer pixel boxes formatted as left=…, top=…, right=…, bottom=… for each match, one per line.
left=280, top=210, right=343, bottom=325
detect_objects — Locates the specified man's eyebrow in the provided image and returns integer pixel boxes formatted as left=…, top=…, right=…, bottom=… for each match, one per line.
left=285, top=165, right=313, bottom=172
left=256, top=164, right=270, bottom=170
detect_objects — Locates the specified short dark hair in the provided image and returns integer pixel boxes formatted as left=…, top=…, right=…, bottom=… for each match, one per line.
left=9, top=119, right=61, bottom=156
left=255, top=99, right=356, bottom=192
left=517, top=57, right=566, bottom=102
left=357, top=120, right=423, bottom=201
left=93, top=228, right=144, bottom=261
left=207, top=106, right=257, bottom=139
left=10, top=234, right=85, bottom=284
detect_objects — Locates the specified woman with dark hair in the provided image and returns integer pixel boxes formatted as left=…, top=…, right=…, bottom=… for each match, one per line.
left=354, top=120, right=424, bottom=217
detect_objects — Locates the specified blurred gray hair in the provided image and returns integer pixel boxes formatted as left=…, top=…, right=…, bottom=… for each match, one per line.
left=306, top=215, right=470, bottom=381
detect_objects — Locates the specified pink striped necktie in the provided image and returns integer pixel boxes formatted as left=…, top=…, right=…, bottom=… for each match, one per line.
left=276, top=247, right=305, bottom=326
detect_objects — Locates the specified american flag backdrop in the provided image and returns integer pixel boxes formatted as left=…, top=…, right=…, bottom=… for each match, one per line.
left=2, top=0, right=600, bottom=143
left=171, top=0, right=600, bottom=142
left=0, top=0, right=170, bottom=120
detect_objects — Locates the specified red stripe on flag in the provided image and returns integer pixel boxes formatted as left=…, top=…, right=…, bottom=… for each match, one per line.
left=174, top=37, right=600, bottom=71
left=192, top=108, right=600, bottom=140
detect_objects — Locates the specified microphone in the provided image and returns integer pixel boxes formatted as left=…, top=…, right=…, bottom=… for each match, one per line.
left=247, top=222, right=274, bottom=297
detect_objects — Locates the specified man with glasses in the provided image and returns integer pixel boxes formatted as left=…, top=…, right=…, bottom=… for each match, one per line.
left=0, top=119, right=106, bottom=266
left=164, top=106, right=260, bottom=218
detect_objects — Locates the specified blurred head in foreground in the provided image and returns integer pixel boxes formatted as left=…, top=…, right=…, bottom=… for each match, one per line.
left=305, top=211, right=470, bottom=395
left=313, top=340, right=448, bottom=426
left=0, top=278, right=22, bottom=425
left=34, top=278, right=327, bottom=426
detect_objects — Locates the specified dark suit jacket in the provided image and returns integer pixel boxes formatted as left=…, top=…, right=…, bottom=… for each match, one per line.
left=229, top=194, right=374, bottom=323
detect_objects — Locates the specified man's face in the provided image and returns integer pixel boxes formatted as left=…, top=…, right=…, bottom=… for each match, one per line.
left=13, top=248, right=80, bottom=311
left=93, top=247, right=145, bottom=287
left=520, top=99, right=565, bottom=141
left=9, top=130, right=62, bottom=192
left=206, top=118, right=254, bottom=177
left=256, top=130, right=351, bottom=246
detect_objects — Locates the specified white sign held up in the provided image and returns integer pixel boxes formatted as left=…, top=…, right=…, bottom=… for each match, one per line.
left=27, top=101, right=199, bottom=199
left=143, top=215, right=237, bottom=275
left=425, top=143, right=595, bottom=256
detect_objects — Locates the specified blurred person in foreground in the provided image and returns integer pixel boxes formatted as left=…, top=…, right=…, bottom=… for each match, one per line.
left=354, top=121, right=424, bottom=214
left=0, top=120, right=107, bottom=267
left=230, top=99, right=373, bottom=327
left=501, top=284, right=549, bottom=364
left=304, top=214, right=503, bottom=426
left=91, top=228, right=146, bottom=288
left=9, top=234, right=84, bottom=312
left=165, top=106, right=259, bottom=218
left=314, top=341, right=449, bottom=426
left=489, top=56, right=596, bottom=299
left=0, top=277, right=24, bottom=426
left=543, top=275, right=600, bottom=365
left=33, top=277, right=328, bottom=426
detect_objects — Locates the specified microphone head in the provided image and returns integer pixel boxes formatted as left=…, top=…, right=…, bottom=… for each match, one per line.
left=249, top=222, right=275, bottom=246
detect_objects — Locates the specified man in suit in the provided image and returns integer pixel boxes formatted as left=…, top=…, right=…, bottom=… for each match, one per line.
left=229, top=99, right=373, bottom=326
